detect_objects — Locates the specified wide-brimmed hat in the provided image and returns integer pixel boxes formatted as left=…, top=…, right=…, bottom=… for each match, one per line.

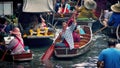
left=84, top=0, right=97, bottom=9
left=111, top=2, right=120, bottom=13
left=10, top=27, right=21, bottom=35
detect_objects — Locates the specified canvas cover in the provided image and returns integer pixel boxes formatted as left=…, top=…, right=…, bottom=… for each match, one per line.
left=23, top=0, right=54, bottom=12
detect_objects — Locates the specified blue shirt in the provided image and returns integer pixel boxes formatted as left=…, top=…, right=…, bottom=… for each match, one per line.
left=98, top=48, right=120, bottom=68
left=108, top=12, right=120, bottom=28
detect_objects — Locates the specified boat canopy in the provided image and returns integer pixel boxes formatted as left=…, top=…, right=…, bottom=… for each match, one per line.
left=23, top=0, right=54, bottom=12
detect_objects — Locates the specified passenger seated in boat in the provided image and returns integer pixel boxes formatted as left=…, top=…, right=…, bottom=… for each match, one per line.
left=58, top=3, right=70, bottom=14
left=54, top=16, right=77, bottom=49
left=72, top=26, right=81, bottom=42
left=36, top=16, right=48, bottom=36
left=6, top=27, right=25, bottom=55
left=29, top=16, right=48, bottom=36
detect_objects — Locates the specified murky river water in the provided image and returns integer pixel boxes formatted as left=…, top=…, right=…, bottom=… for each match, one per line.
left=0, top=34, right=109, bottom=68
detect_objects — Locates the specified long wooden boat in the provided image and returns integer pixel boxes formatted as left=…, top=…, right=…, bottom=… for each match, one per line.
left=0, top=50, right=33, bottom=62
left=54, top=24, right=95, bottom=58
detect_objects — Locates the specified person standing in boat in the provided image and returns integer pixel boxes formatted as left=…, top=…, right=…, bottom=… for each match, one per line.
left=6, top=27, right=25, bottom=55
left=55, top=15, right=77, bottom=49
left=104, top=2, right=120, bottom=28
left=97, top=39, right=120, bottom=68
left=103, top=2, right=120, bottom=38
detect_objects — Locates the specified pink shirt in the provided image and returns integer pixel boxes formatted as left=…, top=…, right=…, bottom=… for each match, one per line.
left=7, top=37, right=25, bottom=54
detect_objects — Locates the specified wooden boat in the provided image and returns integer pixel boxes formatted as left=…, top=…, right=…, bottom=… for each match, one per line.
left=116, top=25, right=120, bottom=40
left=0, top=50, right=33, bottom=62
left=22, top=27, right=55, bottom=48
left=53, top=13, right=74, bottom=25
left=54, top=24, right=95, bottom=58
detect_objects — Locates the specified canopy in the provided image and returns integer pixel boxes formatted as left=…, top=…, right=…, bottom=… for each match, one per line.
left=23, top=0, right=54, bottom=12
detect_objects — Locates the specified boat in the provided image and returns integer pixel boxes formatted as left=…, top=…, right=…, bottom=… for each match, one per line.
left=0, top=50, right=33, bottom=62
left=116, top=25, right=120, bottom=40
left=53, top=13, right=74, bottom=26
left=20, top=0, right=56, bottom=47
left=0, top=36, right=33, bottom=62
left=53, top=23, right=95, bottom=58
left=22, top=27, right=55, bottom=48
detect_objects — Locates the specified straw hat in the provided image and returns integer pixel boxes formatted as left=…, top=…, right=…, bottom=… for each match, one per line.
left=111, top=2, right=120, bottom=13
left=10, top=27, right=21, bottom=35
left=84, top=0, right=97, bottom=9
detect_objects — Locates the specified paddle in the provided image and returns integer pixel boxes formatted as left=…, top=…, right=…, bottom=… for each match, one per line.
left=40, top=44, right=55, bottom=61
left=116, top=25, right=120, bottom=41
left=0, top=50, right=8, bottom=61
left=40, top=0, right=80, bottom=61
left=93, top=9, right=107, bottom=35
left=93, top=26, right=107, bottom=35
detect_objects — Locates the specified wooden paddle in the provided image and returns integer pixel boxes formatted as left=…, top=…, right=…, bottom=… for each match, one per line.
left=40, top=0, right=80, bottom=61
left=41, top=44, right=55, bottom=61
left=0, top=50, right=8, bottom=61
left=93, top=9, right=107, bottom=35
left=116, top=24, right=120, bottom=41
left=93, top=26, right=107, bottom=35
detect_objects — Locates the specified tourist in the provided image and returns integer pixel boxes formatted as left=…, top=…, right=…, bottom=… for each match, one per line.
left=55, top=15, right=77, bottom=49
left=58, top=3, right=70, bottom=14
left=57, top=0, right=71, bottom=14
left=97, top=39, right=120, bottom=68
left=36, top=15, right=48, bottom=36
left=72, top=26, right=81, bottom=42
left=6, top=27, right=25, bottom=54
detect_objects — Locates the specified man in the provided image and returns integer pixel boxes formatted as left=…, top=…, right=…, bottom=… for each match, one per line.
left=103, top=2, right=120, bottom=38
left=97, top=39, right=120, bottom=68
left=104, top=2, right=120, bottom=28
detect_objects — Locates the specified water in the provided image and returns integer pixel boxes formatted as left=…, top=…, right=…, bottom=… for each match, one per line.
left=0, top=34, right=109, bottom=68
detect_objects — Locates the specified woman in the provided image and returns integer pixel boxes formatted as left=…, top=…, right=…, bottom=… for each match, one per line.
left=6, top=27, right=25, bottom=55
left=55, top=16, right=77, bottom=49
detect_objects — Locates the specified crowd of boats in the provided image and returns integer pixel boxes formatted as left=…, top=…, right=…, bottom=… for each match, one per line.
left=0, top=0, right=120, bottom=64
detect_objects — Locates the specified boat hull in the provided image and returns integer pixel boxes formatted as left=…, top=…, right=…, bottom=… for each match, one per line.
left=54, top=25, right=95, bottom=58
left=23, top=38, right=53, bottom=48
left=0, top=51, right=33, bottom=62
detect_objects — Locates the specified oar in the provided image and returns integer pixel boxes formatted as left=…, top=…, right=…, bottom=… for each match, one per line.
left=93, top=9, right=107, bottom=35
left=93, top=26, right=107, bottom=35
left=116, top=24, right=120, bottom=42
left=0, top=35, right=11, bottom=61
left=40, top=44, right=55, bottom=61
left=0, top=50, right=8, bottom=61
left=40, top=31, right=60, bottom=61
